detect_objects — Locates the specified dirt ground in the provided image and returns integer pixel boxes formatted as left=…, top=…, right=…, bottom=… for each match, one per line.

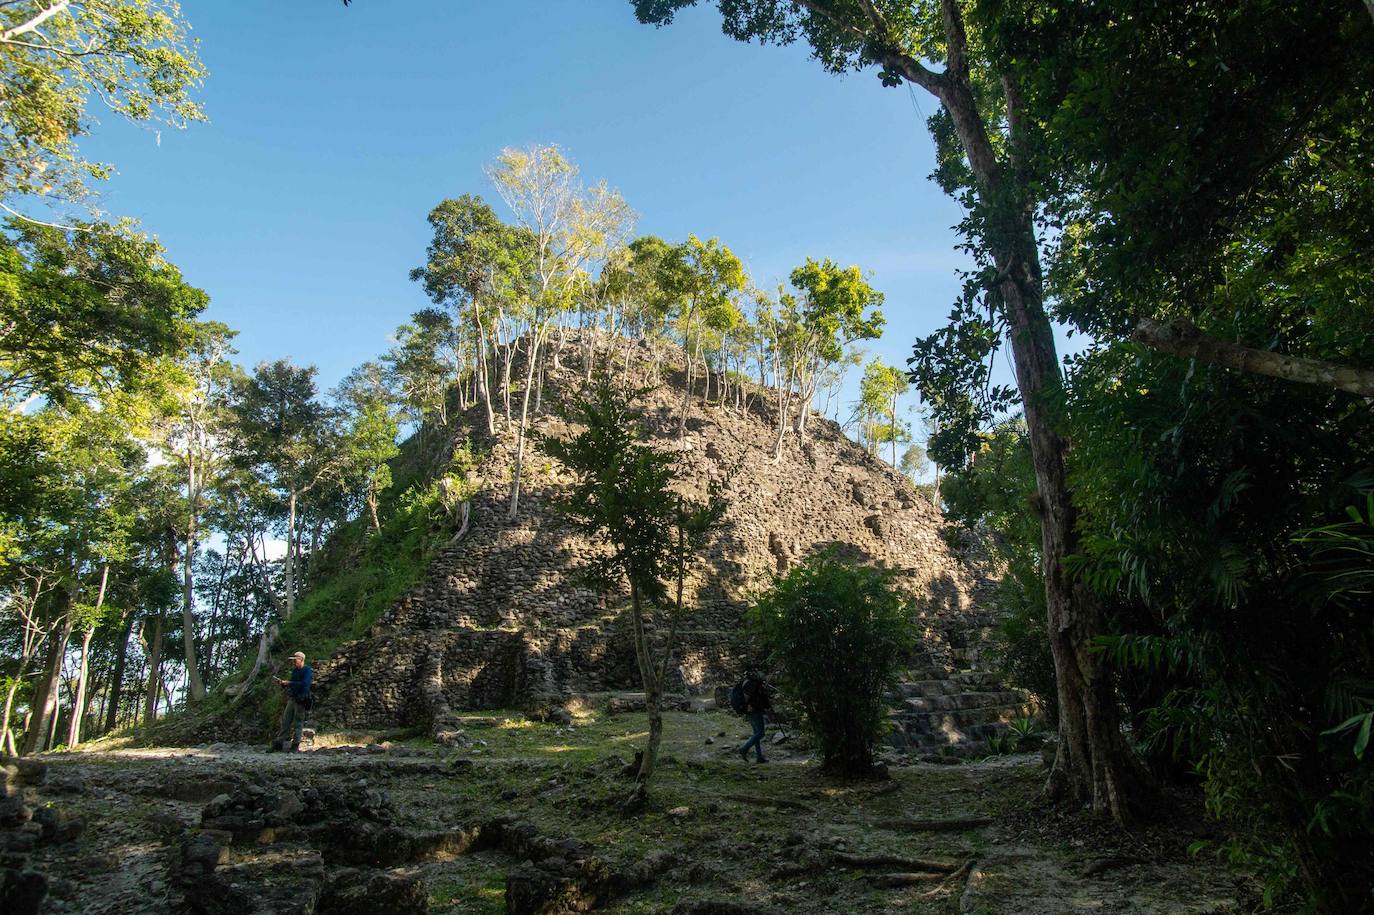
left=10, top=708, right=1248, bottom=914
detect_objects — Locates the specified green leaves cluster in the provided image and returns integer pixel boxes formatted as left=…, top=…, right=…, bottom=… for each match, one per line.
left=0, top=0, right=206, bottom=209
left=750, top=550, right=912, bottom=776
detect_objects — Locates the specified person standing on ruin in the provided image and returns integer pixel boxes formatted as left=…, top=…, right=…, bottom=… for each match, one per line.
left=270, top=650, right=313, bottom=753
left=738, top=669, right=772, bottom=764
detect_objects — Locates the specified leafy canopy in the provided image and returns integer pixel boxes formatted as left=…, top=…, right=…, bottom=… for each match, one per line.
left=0, top=0, right=206, bottom=209
left=0, top=218, right=206, bottom=410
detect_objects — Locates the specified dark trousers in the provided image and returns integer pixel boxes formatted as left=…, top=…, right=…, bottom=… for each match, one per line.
left=275, top=698, right=307, bottom=749
left=741, top=711, right=766, bottom=760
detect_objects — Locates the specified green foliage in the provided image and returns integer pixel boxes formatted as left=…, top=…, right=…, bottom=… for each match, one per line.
left=898, top=444, right=929, bottom=485
left=1007, top=717, right=1041, bottom=742
left=937, top=419, right=1056, bottom=720
left=1065, top=337, right=1374, bottom=909
left=276, top=470, right=463, bottom=662
left=984, top=732, right=1018, bottom=757
left=0, top=219, right=207, bottom=411
left=856, top=358, right=909, bottom=462
left=788, top=258, right=885, bottom=365
left=0, top=0, right=206, bottom=209
left=540, top=376, right=724, bottom=607
left=988, top=584, right=1056, bottom=726
left=540, top=377, right=684, bottom=604
left=749, top=551, right=912, bottom=776
left=539, top=375, right=725, bottom=787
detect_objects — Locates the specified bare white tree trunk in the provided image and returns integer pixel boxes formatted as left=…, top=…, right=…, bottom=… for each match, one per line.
left=67, top=565, right=109, bottom=747
left=507, top=327, right=547, bottom=519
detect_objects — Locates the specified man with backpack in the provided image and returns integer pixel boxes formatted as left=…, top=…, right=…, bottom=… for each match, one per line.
left=270, top=650, right=313, bottom=753
left=733, top=669, right=772, bottom=763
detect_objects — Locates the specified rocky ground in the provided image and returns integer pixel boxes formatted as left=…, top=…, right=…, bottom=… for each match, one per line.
left=4, top=707, right=1248, bottom=914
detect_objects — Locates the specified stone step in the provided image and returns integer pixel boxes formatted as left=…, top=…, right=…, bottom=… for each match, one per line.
left=887, top=719, right=1028, bottom=752
left=897, top=679, right=963, bottom=697
left=951, top=670, right=1003, bottom=689
left=899, top=691, right=1029, bottom=713
left=894, top=705, right=1034, bottom=733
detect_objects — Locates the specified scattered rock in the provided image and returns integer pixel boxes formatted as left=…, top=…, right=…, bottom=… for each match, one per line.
left=317, top=867, right=427, bottom=914
left=31, top=805, right=83, bottom=844
left=547, top=707, right=574, bottom=727
left=0, top=867, right=47, bottom=915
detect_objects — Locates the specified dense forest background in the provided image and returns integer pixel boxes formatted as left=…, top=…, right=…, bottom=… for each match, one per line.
left=2, top=1, right=1372, bottom=909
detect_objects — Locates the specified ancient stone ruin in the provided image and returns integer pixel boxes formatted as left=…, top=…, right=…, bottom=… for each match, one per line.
left=309, top=350, right=1031, bottom=755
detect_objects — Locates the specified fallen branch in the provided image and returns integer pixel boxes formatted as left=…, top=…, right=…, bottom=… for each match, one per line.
left=873, top=871, right=947, bottom=887
left=917, top=859, right=975, bottom=900
left=771, top=851, right=963, bottom=882
left=831, top=852, right=961, bottom=874
left=876, top=816, right=993, bottom=832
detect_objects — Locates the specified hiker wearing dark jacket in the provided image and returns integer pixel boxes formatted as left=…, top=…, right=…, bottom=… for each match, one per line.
left=271, top=651, right=313, bottom=753
left=738, top=670, right=772, bottom=763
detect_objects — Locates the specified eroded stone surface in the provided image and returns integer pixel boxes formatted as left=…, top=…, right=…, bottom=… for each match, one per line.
left=271, top=352, right=1021, bottom=753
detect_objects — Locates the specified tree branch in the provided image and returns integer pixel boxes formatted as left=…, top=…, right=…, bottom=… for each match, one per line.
left=1132, top=317, right=1374, bottom=399
left=793, top=0, right=947, bottom=97
left=0, top=0, right=70, bottom=43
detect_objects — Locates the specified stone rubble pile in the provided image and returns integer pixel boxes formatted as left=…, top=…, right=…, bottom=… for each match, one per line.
left=306, top=346, right=1031, bottom=753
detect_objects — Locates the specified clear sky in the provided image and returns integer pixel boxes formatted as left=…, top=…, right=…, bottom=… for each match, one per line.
left=81, top=0, right=978, bottom=426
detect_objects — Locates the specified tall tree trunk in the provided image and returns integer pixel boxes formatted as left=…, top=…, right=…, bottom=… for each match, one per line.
left=507, top=328, right=545, bottom=520
left=501, top=338, right=515, bottom=421
left=67, top=626, right=95, bottom=747
left=68, top=564, right=109, bottom=747
left=952, top=53, right=1139, bottom=818
left=1, top=677, right=22, bottom=755
left=367, top=484, right=381, bottom=533
left=628, top=582, right=663, bottom=793
left=182, top=472, right=207, bottom=702
left=473, top=303, right=497, bottom=435
left=142, top=612, right=164, bottom=723
left=104, top=613, right=134, bottom=735
left=552, top=320, right=566, bottom=370
left=771, top=361, right=793, bottom=462
left=23, top=590, right=73, bottom=755
left=1, top=655, right=32, bottom=756
left=890, top=391, right=899, bottom=467
left=534, top=349, right=546, bottom=416
left=283, top=491, right=298, bottom=619
left=878, top=0, right=1142, bottom=818
left=677, top=351, right=694, bottom=438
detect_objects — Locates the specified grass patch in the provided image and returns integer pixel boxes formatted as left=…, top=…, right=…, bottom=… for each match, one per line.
left=427, top=854, right=507, bottom=914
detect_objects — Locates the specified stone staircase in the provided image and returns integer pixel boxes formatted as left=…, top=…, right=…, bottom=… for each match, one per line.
left=887, top=667, right=1037, bottom=756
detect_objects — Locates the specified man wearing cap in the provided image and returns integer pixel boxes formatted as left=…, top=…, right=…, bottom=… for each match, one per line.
left=270, top=651, right=313, bottom=753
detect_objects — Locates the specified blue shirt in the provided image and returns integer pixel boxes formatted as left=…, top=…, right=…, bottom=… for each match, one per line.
left=287, top=665, right=313, bottom=702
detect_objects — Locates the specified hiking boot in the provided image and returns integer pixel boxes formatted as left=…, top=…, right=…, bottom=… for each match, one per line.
left=755, top=756, right=768, bottom=764
left=289, top=742, right=300, bottom=753
left=739, top=746, right=749, bottom=761
left=267, top=742, right=281, bottom=753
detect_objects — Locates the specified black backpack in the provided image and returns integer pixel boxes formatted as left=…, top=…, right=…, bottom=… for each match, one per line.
left=728, top=682, right=749, bottom=715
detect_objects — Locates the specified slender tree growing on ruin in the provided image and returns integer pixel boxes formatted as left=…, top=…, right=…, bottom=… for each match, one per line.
left=486, top=144, right=634, bottom=519
left=541, top=376, right=725, bottom=800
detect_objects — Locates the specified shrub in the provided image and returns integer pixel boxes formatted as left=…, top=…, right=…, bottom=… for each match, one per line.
left=749, top=551, right=912, bottom=776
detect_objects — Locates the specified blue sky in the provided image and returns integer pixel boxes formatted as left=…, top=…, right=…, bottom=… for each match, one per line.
left=81, top=0, right=976, bottom=426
